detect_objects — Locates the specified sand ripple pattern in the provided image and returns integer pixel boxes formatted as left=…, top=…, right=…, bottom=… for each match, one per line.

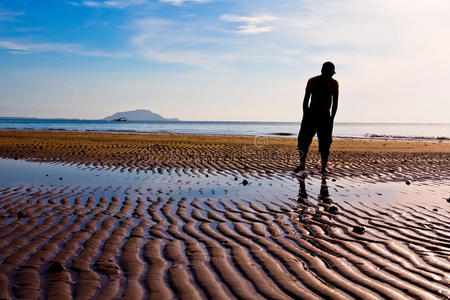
left=1, top=184, right=449, bottom=299
left=0, top=131, right=449, bottom=182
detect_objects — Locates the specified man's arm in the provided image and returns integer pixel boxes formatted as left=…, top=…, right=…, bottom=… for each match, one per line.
left=331, top=82, right=339, bottom=119
left=303, top=92, right=311, bottom=115
left=303, top=80, right=311, bottom=115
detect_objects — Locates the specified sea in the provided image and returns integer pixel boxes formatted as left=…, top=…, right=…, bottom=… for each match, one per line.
left=0, top=118, right=449, bottom=141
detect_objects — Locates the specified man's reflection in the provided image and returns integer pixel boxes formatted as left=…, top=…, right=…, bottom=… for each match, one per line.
left=297, top=174, right=308, bottom=204
left=318, top=177, right=331, bottom=204
left=297, top=175, right=332, bottom=204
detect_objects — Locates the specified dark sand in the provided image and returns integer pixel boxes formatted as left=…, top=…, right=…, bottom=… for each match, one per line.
left=0, top=130, right=449, bottom=299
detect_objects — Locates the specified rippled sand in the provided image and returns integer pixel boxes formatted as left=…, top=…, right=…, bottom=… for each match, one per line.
left=0, top=130, right=449, bottom=299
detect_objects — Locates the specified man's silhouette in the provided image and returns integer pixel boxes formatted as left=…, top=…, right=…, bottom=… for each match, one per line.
left=295, top=62, right=339, bottom=173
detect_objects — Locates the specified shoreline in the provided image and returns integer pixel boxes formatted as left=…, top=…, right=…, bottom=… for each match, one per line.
left=1, top=127, right=450, bottom=142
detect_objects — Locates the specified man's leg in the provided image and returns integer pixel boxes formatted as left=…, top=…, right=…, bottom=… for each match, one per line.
left=319, top=149, right=329, bottom=173
left=296, top=115, right=315, bottom=172
left=317, top=116, right=333, bottom=173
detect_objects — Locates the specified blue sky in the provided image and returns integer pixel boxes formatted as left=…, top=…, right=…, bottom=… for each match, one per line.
left=1, top=0, right=449, bottom=122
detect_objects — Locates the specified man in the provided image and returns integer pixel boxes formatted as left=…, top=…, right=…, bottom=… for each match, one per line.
left=295, top=62, right=339, bottom=173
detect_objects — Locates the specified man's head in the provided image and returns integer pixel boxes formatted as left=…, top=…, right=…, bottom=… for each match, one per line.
left=321, top=61, right=336, bottom=78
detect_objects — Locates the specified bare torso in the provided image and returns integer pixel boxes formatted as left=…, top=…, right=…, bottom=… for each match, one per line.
left=306, top=75, right=339, bottom=114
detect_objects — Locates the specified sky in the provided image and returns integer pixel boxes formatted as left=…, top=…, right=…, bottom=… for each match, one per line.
left=1, top=0, right=449, bottom=122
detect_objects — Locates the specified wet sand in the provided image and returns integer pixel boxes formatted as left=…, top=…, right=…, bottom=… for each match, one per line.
left=0, top=130, right=449, bottom=299
left=0, top=130, right=449, bottom=181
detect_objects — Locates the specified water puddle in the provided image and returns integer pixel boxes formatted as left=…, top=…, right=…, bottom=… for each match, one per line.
left=0, top=158, right=448, bottom=208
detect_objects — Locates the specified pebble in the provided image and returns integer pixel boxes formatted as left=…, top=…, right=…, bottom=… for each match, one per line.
left=48, top=261, right=66, bottom=273
left=59, top=177, right=63, bottom=180
left=405, top=180, right=411, bottom=185
left=242, top=179, right=249, bottom=186
left=433, top=208, right=438, bottom=212
left=328, top=206, right=338, bottom=214
left=447, top=198, right=450, bottom=203
left=332, top=178, right=336, bottom=182
left=352, top=226, right=365, bottom=234
left=17, top=211, right=26, bottom=218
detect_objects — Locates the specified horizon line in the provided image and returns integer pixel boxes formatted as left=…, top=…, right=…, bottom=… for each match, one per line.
left=0, top=116, right=449, bottom=125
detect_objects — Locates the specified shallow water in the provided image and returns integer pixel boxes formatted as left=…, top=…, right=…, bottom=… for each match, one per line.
left=0, top=158, right=448, bottom=208
left=1, top=118, right=449, bottom=140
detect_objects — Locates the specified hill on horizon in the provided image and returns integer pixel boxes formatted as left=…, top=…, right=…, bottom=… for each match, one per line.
left=103, top=109, right=180, bottom=121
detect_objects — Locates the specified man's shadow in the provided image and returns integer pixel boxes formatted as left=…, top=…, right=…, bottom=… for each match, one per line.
left=297, top=175, right=332, bottom=205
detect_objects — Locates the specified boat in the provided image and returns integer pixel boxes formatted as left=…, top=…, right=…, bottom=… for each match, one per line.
left=113, top=117, right=127, bottom=122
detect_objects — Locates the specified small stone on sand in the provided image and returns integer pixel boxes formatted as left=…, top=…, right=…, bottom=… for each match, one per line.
left=405, top=180, right=411, bottom=185
left=48, top=261, right=66, bottom=273
left=242, top=179, right=249, bottom=186
left=433, top=208, right=438, bottom=212
left=352, top=226, right=365, bottom=234
left=328, top=206, right=338, bottom=214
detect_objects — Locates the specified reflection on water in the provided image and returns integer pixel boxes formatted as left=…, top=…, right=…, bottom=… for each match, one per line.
left=297, top=176, right=332, bottom=206
left=0, top=158, right=449, bottom=208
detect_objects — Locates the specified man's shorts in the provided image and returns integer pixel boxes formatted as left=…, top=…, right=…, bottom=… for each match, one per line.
left=297, top=112, right=333, bottom=153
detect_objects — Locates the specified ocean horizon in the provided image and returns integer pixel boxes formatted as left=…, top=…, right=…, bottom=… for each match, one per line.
left=0, top=118, right=449, bottom=141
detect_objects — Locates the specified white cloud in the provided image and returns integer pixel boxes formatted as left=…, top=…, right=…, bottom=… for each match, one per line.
left=221, top=14, right=278, bottom=34
left=131, top=18, right=227, bottom=68
left=0, top=8, right=22, bottom=21
left=159, top=0, right=211, bottom=5
left=69, top=0, right=209, bottom=7
left=68, top=0, right=147, bottom=9
left=0, top=40, right=129, bottom=58
left=0, top=41, right=31, bottom=51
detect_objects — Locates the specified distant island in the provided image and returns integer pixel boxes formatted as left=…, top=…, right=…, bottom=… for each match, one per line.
left=103, top=109, right=180, bottom=122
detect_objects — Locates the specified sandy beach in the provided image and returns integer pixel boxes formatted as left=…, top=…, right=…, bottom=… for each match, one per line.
left=0, top=130, right=449, bottom=299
